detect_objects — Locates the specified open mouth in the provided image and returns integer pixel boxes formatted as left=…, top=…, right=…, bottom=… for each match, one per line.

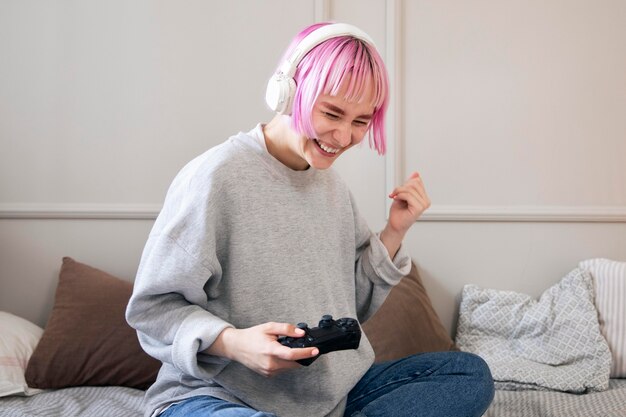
left=313, top=139, right=340, bottom=155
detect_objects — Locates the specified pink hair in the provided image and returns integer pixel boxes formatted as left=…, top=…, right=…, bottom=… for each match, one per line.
left=279, top=22, right=389, bottom=155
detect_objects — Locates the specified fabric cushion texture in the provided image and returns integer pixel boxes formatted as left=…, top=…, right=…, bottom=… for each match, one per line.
left=24, top=257, right=160, bottom=390
left=455, top=268, right=611, bottom=393
left=0, top=312, right=44, bottom=397
left=362, top=261, right=456, bottom=363
left=579, top=258, right=626, bottom=378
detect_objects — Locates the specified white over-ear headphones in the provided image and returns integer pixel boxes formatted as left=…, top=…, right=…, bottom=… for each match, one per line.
left=265, top=23, right=376, bottom=115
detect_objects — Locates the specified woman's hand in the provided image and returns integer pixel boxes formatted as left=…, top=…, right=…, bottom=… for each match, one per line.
left=380, top=172, right=431, bottom=258
left=206, top=322, right=319, bottom=377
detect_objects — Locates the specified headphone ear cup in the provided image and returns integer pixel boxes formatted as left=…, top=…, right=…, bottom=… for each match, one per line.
left=266, top=23, right=376, bottom=116
left=266, top=73, right=296, bottom=115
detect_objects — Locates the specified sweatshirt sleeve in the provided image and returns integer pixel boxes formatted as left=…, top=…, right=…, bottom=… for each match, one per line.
left=126, top=234, right=233, bottom=379
left=350, top=192, right=411, bottom=322
left=125, top=157, right=234, bottom=380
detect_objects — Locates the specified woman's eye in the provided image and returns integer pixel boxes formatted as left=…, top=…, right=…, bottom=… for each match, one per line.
left=353, top=120, right=369, bottom=127
left=324, top=112, right=340, bottom=120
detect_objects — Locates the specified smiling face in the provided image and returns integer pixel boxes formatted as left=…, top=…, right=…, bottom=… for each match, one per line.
left=288, top=31, right=389, bottom=156
left=296, top=78, right=376, bottom=170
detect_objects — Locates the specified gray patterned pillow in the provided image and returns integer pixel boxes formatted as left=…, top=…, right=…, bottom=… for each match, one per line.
left=456, top=268, right=611, bottom=393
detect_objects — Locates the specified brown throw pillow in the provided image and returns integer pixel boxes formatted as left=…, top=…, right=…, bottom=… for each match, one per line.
left=362, top=261, right=457, bottom=363
left=25, top=257, right=160, bottom=389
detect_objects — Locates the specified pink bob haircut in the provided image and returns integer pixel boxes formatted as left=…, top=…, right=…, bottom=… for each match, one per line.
left=279, top=22, right=390, bottom=155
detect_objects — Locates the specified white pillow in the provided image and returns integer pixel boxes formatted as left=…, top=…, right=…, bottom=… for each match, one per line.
left=0, top=311, right=44, bottom=397
left=579, top=258, right=626, bottom=378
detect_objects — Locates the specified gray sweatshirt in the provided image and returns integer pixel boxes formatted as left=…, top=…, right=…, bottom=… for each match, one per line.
left=126, top=125, right=411, bottom=417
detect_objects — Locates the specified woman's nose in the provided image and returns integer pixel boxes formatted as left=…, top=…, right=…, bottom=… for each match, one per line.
left=333, top=122, right=352, bottom=147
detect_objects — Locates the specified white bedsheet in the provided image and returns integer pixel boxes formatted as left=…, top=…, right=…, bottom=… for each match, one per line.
left=0, top=386, right=144, bottom=417
left=1, top=380, right=625, bottom=417
left=486, top=378, right=626, bottom=417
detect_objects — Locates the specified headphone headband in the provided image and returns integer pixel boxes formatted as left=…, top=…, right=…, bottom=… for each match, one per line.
left=278, top=23, right=376, bottom=78
left=266, top=23, right=377, bottom=115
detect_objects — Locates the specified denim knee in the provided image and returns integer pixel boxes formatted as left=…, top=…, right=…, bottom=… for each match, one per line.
left=457, top=351, right=495, bottom=411
left=160, top=395, right=278, bottom=417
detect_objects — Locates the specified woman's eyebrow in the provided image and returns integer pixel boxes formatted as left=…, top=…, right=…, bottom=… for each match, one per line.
left=320, top=102, right=373, bottom=120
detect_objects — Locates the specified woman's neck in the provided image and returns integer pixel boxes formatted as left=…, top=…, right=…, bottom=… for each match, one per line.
left=262, top=115, right=310, bottom=171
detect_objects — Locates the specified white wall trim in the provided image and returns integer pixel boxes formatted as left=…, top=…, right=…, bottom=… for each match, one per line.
left=385, top=0, right=404, bottom=216
left=314, top=0, right=330, bottom=22
left=421, top=205, right=626, bottom=223
left=2, top=203, right=625, bottom=222
left=0, top=204, right=161, bottom=220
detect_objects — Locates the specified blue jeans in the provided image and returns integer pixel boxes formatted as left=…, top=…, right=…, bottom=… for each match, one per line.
left=160, top=351, right=494, bottom=417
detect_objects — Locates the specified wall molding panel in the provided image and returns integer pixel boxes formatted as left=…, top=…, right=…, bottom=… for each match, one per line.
left=421, top=205, right=626, bottom=223
left=0, top=204, right=161, bottom=220
left=1, top=203, right=625, bottom=222
left=385, top=0, right=404, bottom=215
left=314, top=0, right=330, bottom=22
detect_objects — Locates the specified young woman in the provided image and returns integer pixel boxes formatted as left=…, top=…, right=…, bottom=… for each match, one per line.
left=127, top=22, right=494, bottom=417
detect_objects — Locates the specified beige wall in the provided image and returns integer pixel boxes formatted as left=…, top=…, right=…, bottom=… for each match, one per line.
left=1, top=1, right=625, bottom=334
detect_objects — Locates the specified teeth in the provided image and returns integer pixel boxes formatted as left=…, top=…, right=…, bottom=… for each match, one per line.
left=316, top=139, right=340, bottom=154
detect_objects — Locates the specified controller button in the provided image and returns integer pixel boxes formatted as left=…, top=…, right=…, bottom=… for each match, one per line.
left=320, top=315, right=333, bottom=328
left=297, top=322, right=308, bottom=330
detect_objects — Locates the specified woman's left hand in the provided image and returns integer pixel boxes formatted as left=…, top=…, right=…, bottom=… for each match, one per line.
left=387, top=172, right=430, bottom=233
left=380, top=172, right=430, bottom=259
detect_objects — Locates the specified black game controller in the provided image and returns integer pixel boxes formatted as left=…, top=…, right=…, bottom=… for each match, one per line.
left=278, top=315, right=361, bottom=366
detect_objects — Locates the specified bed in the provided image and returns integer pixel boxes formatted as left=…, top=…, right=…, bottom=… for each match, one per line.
left=2, top=382, right=626, bottom=417
left=0, top=386, right=144, bottom=417
left=1, top=257, right=625, bottom=417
